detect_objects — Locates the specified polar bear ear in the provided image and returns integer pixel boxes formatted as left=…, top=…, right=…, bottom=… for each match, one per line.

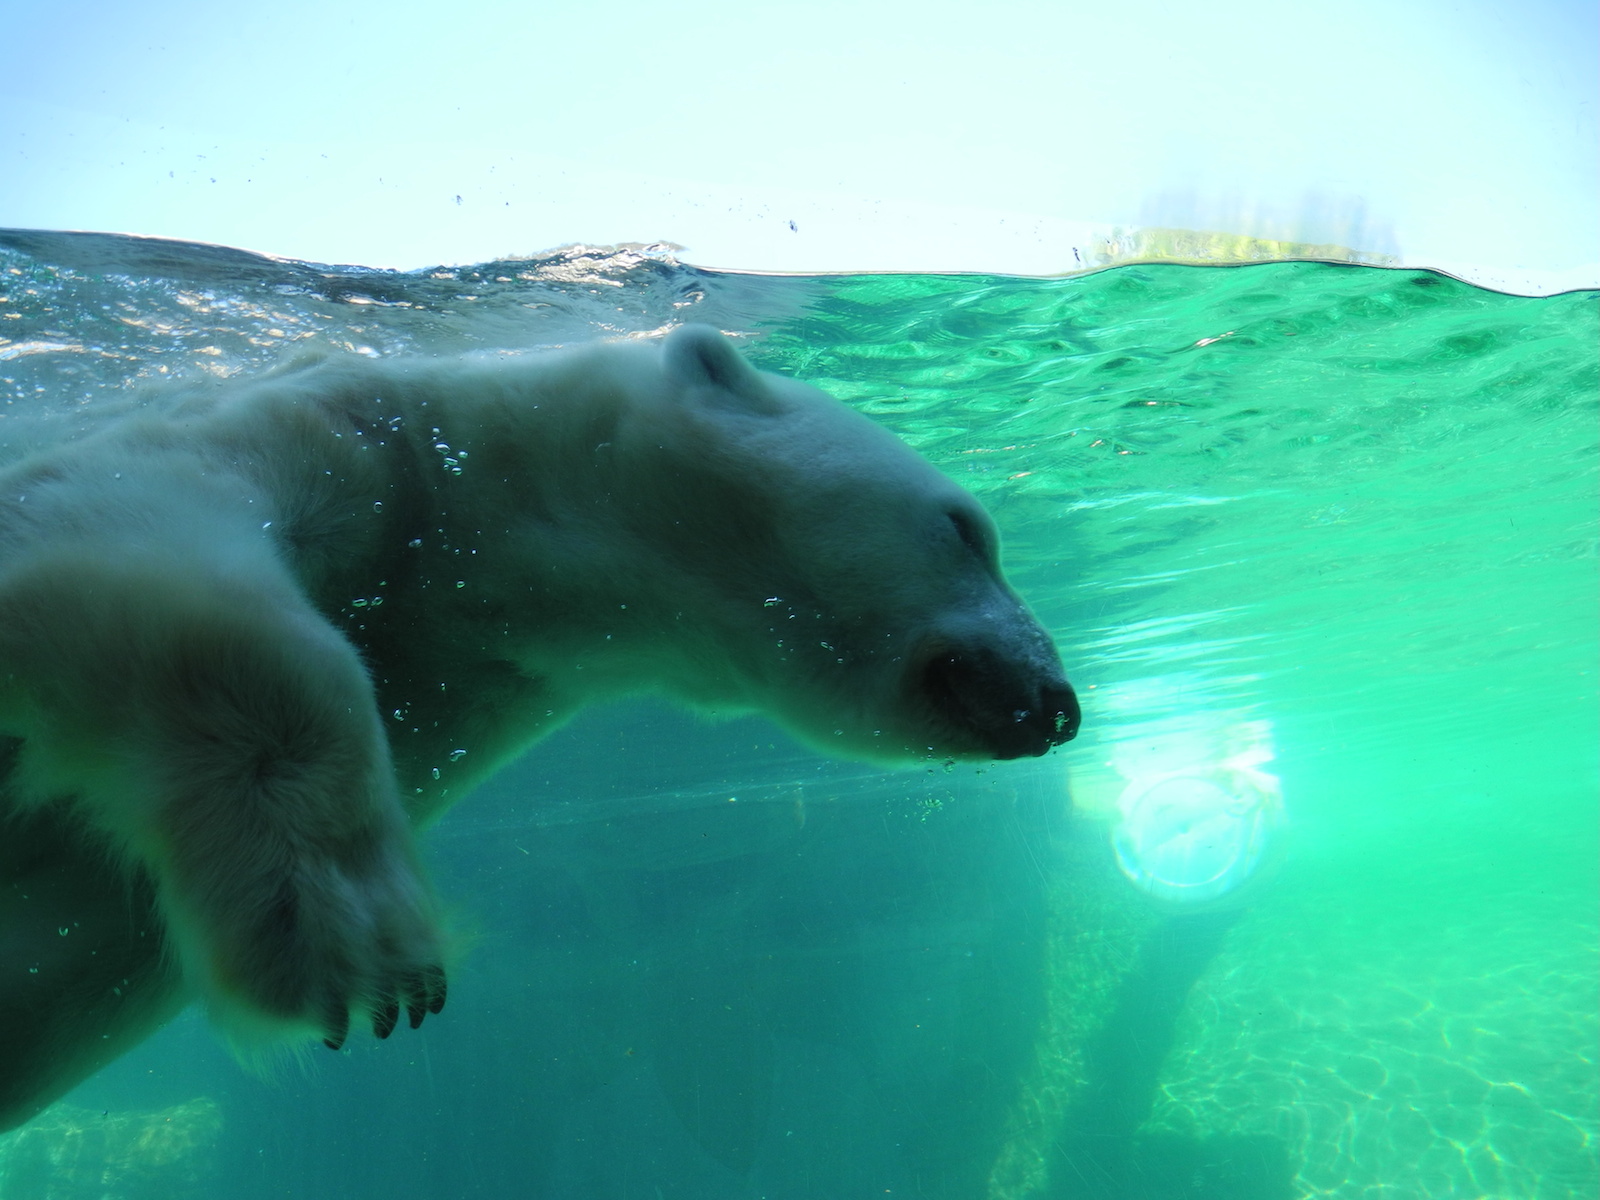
left=662, top=325, right=782, bottom=415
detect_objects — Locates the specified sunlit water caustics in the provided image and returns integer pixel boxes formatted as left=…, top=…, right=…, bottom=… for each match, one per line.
left=0, top=230, right=1594, bottom=1200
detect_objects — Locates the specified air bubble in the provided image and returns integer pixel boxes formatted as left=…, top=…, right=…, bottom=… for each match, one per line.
left=373, top=501, right=383, bottom=513
left=431, top=767, right=441, bottom=780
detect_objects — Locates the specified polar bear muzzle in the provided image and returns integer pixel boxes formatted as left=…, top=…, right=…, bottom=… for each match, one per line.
left=918, top=642, right=1081, bottom=759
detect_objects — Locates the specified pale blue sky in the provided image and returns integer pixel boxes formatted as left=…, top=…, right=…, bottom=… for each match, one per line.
left=1, top=0, right=1594, bottom=289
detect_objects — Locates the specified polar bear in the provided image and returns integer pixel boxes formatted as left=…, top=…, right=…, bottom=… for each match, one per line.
left=0, top=325, right=1077, bottom=1129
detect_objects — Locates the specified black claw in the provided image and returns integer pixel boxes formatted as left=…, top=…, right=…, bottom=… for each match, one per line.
left=428, top=969, right=447, bottom=1015
left=373, top=998, right=399, bottom=1040
left=322, top=998, right=349, bottom=1051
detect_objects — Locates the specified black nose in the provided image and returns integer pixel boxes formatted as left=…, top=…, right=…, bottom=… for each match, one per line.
left=1037, top=680, right=1082, bottom=747
left=921, top=648, right=1081, bottom=760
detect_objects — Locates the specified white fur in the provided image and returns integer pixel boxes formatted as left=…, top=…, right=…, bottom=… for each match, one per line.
left=0, top=325, right=1072, bottom=1068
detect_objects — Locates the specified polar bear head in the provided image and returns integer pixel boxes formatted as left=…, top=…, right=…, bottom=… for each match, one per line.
left=519, top=325, right=1079, bottom=764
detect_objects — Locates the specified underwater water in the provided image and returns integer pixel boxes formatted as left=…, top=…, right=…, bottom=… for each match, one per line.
left=0, top=229, right=1594, bottom=1200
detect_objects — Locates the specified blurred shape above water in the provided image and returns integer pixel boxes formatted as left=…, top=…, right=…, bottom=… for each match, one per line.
left=1086, top=225, right=1394, bottom=272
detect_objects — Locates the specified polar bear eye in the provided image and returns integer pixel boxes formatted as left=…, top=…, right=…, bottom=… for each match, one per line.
left=947, top=509, right=994, bottom=563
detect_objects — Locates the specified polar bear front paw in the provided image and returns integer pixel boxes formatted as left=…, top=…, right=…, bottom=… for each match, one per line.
left=303, top=891, right=450, bottom=1052
left=361, top=963, right=449, bottom=1045
left=195, top=842, right=451, bottom=1051
left=318, top=964, right=448, bottom=1050
left=150, top=783, right=448, bottom=1050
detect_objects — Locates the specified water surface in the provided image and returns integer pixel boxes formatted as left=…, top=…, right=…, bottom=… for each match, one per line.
left=0, top=231, right=1594, bottom=1200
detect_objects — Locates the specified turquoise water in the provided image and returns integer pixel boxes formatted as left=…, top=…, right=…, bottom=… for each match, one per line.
left=0, top=231, right=1594, bottom=1199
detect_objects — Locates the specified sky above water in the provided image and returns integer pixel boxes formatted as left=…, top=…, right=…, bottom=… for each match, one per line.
left=1, top=0, right=1595, bottom=285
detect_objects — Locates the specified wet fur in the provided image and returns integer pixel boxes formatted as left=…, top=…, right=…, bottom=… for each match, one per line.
left=0, top=327, right=1074, bottom=1129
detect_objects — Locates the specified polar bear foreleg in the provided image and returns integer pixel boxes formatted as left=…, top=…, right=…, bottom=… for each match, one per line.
left=0, top=554, right=446, bottom=1049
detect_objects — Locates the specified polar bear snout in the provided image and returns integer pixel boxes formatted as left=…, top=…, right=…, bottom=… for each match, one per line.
left=917, top=643, right=1080, bottom=760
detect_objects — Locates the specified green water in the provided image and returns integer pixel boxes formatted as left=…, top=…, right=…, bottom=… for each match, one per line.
left=761, top=265, right=1600, bottom=1199
left=0, top=232, right=1594, bottom=1200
